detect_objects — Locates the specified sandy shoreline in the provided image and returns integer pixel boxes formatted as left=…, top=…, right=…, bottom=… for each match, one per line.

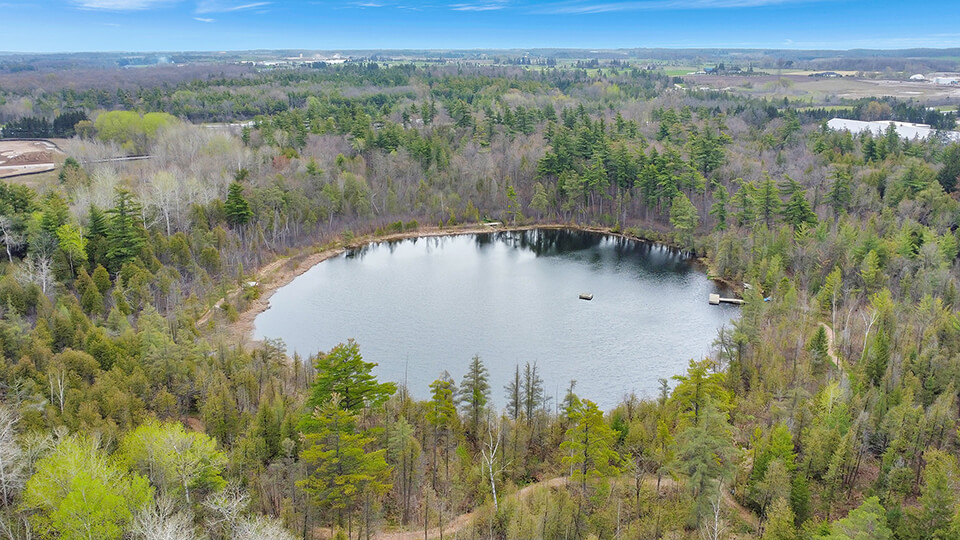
left=209, top=222, right=698, bottom=347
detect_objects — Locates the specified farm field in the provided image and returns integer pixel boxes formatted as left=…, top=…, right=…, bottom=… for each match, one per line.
left=683, top=73, right=960, bottom=103
left=0, top=139, right=64, bottom=179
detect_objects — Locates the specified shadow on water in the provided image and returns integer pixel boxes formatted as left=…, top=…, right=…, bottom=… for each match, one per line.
left=346, top=228, right=697, bottom=277
left=481, top=229, right=695, bottom=276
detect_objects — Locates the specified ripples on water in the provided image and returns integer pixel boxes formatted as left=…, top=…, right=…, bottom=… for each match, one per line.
left=254, top=229, right=739, bottom=410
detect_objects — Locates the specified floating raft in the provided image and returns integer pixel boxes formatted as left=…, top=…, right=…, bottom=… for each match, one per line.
left=709, top=293, right=744, bottom=305
left=579, top=293, right=594, bottom=301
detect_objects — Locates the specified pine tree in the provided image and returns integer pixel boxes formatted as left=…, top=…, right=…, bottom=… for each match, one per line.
left=758, top=174, right=781, bottom=227
left=459, top=355, right=490, bottom=440
left=820, top=497, right=891, bottom=540
left=427, top=374, right=457, bottom=491
left=504, top=364, right=522, bottom=421
left=827, top=167, right=852, bottom=217
left=522, top=361, right=545, bottom=418
left=783, top=189, right=817, bottom=229
left=763, top=497, right=797, bottom=540
left=670, top=359, right=732, bottom=425
left=808, top=326, right=830, bottom=374
left=560, top=398, right=620, bottom=492
left=307, top=340, right=396, bottom=413
left=710, top=181, right=730, bottom=231
left=916, top=450, right=959, bottom=538
left=299, top=395, right=392, bottom=529
left=731, top=178, right=757, bottom=227
left=937, top=143, right=960, bottom=192
left=670, top=193, right=699, bottom=247
left=673, top=401, right=737, bottom=526
left=104, top=188, right=145, bottom=272
left=224, top=182, right=253, bottom=228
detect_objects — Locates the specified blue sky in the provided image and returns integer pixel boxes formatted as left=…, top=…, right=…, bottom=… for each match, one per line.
left=3, top=0, right=960, bottom=53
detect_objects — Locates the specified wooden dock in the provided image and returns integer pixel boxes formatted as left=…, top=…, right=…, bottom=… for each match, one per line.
left=709, top=293, right=744, bottom=305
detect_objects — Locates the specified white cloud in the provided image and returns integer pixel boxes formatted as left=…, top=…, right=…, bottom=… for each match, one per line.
left=71, top=0, right=180, bottom=10
left=537, top=0, right=818, bottom=14
left=195, top=0, right=270, bottom=13
left=451, top=3, right=508, bottom=10
left=194, top=16, right=215, bottom=21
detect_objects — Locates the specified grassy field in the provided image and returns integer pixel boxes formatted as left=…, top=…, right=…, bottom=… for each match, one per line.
left=682, top=73, right=960, bottom=103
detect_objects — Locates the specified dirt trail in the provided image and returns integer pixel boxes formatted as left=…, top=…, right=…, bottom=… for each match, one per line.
left=370, top=475, right=758, bottom=540
left=376, top=477, right=568, bottom=540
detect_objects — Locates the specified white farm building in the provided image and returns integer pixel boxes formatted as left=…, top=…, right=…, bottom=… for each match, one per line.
left=827, top=118, right=960, bottom=143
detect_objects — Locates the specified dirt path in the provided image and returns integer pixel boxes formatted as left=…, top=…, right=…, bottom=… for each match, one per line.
left=369, top=474, right=758, bottom=540
left=376, top=477, right=568, bottom=540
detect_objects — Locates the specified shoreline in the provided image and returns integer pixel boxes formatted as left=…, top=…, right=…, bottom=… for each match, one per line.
left=210, top=222, right=714, bottom=347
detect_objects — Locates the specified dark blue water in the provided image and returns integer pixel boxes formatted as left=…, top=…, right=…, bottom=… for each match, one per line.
left=254, top=229, right=738, bottom=410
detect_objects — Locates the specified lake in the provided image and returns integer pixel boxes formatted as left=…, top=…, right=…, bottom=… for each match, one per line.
left=253, top=228, right=739, bottom=410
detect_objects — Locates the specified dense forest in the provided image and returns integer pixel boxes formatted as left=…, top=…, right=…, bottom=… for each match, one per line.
left=0, top=60, right=959, bottom=539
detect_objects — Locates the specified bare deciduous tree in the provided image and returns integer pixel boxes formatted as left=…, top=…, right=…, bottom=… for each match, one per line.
left=202, top=484, right=249, bottom=537
left=0, top=217, right=23, bottom=264
left=0, top=407, right=23, bottom=507
left=699, top=481, right=727, bottom=540
left=480, top=414, right=510, bottom=512
left=234, top=516, right=296, bottom=540
left=18, top=254, right=53, bottom=296
left=131, top=497, right=198, bottom=540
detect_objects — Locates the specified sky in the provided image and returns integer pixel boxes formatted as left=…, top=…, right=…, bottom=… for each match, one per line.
left=2, top=0, right=960, bottom=53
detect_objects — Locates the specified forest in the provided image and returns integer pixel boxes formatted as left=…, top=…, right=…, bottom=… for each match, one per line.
left=0, top=59, right=959, bottom=539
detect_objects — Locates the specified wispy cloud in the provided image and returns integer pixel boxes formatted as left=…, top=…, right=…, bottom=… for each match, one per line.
left=451, top=2, right=508, bottom=10
left=71, top=0, right=180, bottom=10
left=536, top=0, right=817, bottom=14
left=195, top=0, right=270, bottom=13
left=194, top=16, right=215, bottom=21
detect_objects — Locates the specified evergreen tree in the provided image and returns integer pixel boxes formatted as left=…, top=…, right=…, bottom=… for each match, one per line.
left=915, top=450, right=959, bottom=539
left=522, top=361, right=546, bottom=418
left=763, top=497, right=798, bottom=540
left=808, top=325, right=831, bottom=373
left=104, top=188, right=145, bottom=272
left=560, top=398, right=620, bottom=492
left=673, top=401, right=737, bottom=526
left=670, top=193, right=699, bottom=247
left=937, top=143, right=960, bottom=192
left=459, top=354, right=490, bottom=440
left=783, top=189, right=818, bottom=229
left=827, top=167, right=853, bottom=217
left=504, top=364, right=522, bottom=421
left=307, top=340, right=396, bottom=413
left=671, top=359, right=731, bottom=425
left=427, top=373, right=457, bottom=490
left=86, top=205, right=109, bottom=267
left=299, top=395, right=392, bottom=528
left=758, top=174, right=782, bottom=227
left=817, top=497, right=891, bottom=540
left=224, top=182, right=253, bottom=228
left=710, top=181, right=729, bottom=231
left=731, top=178, right=757, bottom=227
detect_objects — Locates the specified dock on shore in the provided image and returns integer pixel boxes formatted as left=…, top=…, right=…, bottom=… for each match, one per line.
left=709, top=293, right=744, bottom=305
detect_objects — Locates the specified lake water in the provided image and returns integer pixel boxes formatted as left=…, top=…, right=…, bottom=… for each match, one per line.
left=254, top=229, right=739, bottom=410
